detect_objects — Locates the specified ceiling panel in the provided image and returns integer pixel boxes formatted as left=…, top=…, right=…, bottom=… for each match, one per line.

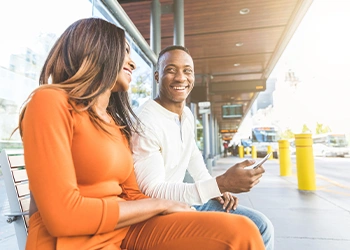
left=120, top=0, right=313, bottom=131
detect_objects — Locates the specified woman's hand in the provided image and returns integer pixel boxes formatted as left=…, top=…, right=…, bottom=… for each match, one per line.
left=161, top=199, right=196, bottom=215
left=215, top=192, right=239, bottom=212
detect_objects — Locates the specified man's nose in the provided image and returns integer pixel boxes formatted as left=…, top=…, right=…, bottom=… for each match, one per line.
left=174, top=71, right=186, bottom=82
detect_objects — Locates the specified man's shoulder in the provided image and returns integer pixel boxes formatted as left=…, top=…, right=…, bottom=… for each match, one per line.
left=183, top=106, right=195, bottom=123
left=135, top=99, right=156, bottom=117
left=134, top=99, right=163, bottom=129
left=183, top=106, right=194, bottom=116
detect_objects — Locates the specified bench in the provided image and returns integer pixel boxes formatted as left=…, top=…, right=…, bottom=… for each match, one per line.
left=1, top=149, right=28, bottom=250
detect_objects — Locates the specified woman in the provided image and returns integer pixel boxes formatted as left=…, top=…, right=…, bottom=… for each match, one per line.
left=19, top=18, right=264, bottom=249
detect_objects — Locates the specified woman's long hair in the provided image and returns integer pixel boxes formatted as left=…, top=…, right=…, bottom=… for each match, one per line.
left=17, top=17, right=140, bottom=145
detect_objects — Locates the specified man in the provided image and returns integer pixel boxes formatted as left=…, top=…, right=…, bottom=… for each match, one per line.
left=223, top=141, right=229, bottom=157
left=131, top=45, right=274, bottom=250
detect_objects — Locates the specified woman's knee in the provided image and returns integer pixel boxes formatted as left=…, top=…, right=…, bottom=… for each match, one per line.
left=218, top=214, right=264, bottom=248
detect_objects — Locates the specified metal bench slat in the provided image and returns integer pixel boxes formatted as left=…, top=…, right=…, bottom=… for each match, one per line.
left=20, top=197, right=30, bottom=213
left=9, top=155, right=25, bottom=168
left=12, top=169, right=28, bottom=183
left=16, top=182, right=30, bottom=197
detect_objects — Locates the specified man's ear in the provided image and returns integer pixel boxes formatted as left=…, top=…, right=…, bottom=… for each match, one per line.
left=154, top=71, right=159, bottom=83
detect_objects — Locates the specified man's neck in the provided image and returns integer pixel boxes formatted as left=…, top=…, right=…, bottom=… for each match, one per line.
left=154, top=97, right=184, bottom=117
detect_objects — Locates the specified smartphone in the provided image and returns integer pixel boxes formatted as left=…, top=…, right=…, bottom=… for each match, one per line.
left=246, top=152, right=272, bottom=169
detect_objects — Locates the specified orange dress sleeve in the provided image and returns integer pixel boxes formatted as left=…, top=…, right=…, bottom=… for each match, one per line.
left=119, top=168, right=149, bottom=201
left=22, top=89, right=120, bottom=237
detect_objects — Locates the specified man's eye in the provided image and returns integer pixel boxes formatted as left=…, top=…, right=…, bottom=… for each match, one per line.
left=184, top=69, right=193, bottom=73
left=166, top=68, right=175, bottom=72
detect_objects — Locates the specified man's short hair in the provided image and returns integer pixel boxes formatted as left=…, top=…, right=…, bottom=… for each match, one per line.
left=156, top=45, right=191, bottom=71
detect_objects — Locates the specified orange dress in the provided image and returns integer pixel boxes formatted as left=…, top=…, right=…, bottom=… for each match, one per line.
left=22, top=89, right=264, bottom=250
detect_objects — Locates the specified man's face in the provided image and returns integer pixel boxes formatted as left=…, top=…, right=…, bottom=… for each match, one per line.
left=155, top=49, right=195, bottom=104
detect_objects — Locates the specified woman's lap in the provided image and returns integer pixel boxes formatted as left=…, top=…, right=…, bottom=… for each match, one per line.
left=121, top=212, right=264, bottom=250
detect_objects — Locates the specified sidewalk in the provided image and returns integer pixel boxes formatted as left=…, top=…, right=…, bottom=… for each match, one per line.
left=1, top=156, right=350, bottom=250
left=212, top=155, right=350, bottom=250
left=0, top=174, right=18, bottom=250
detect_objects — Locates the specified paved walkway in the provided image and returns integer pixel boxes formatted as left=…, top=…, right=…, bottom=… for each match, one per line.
left=1, top=155, right=350, bottom=249
left=212, top=155, right=350, bottom=250
left=0, top=174, right=18, bottom=250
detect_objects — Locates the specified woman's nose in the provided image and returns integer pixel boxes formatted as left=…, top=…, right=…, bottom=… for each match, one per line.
left=129, top=60, right=136, bottom=71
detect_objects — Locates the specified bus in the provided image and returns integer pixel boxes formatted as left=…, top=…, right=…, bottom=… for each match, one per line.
left=312, top=133, right=350, bottom=157
left=251, top=126, right=279, bottom=158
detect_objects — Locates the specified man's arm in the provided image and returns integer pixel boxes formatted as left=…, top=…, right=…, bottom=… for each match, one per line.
left=186, top=138, right=213, bottom=181
left=132, top=128, right=220, bottom=205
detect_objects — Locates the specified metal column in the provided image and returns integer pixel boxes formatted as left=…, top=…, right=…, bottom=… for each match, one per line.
left=214, top=117, right=219, bottom=157
left=150, top=0, right=162, bottom=98
left=202, top=113, right=212, bottom=174
left=173, top=0, right=184, bottom=46
left=209, top=113, right=215, bottom=158
left=103, top=0, right=157, bottom=65
left=191, top=103, right=198, bottom=139
left=202, top=113, right=210, bottom=159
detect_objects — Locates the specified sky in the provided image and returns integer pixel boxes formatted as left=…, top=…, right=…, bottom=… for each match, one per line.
left=1, top=0, right=92, bottom=35
left=0, top=0, right=92, bottom=66
left=269, top=0, right=350, bottom=134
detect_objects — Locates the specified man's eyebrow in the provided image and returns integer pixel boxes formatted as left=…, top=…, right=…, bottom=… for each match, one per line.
left=164, top=63, right=176, bottom=67
left=164, top=64, right=193, bottom=68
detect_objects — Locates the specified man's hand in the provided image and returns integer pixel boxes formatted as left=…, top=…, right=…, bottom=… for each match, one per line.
left=214, top=192, right=238, bottom=212
left=216, top=159, right=265, bottom=194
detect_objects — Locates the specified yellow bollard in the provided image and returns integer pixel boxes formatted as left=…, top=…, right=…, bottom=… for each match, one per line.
left=278, top=140, right=292, bottom=176
left=267, top=145, right=273, bottom=159
left=294, top=134, right=316, bottom=191
left=245, top=147, right=251, bottom=155
left=251, top=145, right=257, bottom=159
left=238, top=145, right=244, bottom=158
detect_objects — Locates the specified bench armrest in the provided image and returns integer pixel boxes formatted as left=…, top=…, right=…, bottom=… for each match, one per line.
left=3, top=211, right=29, bottom=223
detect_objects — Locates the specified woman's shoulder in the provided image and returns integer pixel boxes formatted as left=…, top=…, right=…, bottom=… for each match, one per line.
left=33, top=87, right=67, bottom=99
left=29, top=87, right=71, bottom=110
left=32, top=87, right=68, bottom=103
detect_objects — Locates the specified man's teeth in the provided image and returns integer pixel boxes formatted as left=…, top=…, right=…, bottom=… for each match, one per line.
left=173, top=86, right=186, bottom=90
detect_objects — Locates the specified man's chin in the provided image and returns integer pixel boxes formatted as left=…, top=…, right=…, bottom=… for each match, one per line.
left=171, top=97, right=188, bottom=103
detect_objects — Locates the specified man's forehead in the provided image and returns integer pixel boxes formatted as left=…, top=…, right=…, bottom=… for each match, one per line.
left=160, top=50, right=194, bottom=67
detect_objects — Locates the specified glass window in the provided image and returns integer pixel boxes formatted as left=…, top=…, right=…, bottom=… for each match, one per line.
left=0, top=0, right=92, bottom=150
left=92, top=1, right=153, bottom=110
left=0, top=0, right=153, bottom=151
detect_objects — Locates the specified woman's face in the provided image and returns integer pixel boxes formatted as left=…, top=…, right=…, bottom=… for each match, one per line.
left=112, top=42, right=136, bottom=92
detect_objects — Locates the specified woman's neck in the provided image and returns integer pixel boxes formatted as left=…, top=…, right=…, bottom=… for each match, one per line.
left=94, top=90, right=112, bottom=123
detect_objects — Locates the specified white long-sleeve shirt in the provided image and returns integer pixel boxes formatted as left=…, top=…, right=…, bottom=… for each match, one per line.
left=131, top=100, right=222, bottom=205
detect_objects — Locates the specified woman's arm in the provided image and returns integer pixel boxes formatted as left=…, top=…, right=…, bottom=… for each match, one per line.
left=116, top=158, right=195, bottom=229
left=116, top=198, right=194, bottom=229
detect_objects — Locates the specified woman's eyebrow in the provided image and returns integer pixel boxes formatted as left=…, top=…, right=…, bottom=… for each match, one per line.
left=125, top=41, right=131, bottom=51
